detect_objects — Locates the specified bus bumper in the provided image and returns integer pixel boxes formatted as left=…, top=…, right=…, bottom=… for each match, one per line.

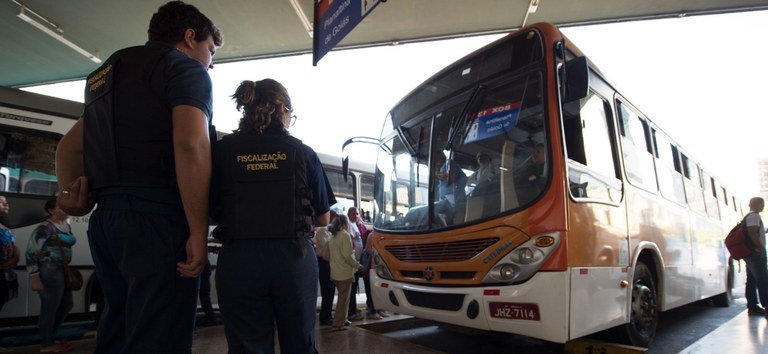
left=370, top=270, right=570, bottom=343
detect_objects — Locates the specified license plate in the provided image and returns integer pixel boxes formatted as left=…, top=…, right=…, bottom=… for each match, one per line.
left=489, top=302, right=540, bottom=321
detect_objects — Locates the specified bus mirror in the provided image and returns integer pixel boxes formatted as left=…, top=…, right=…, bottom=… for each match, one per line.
left=342, top=156, right=349, bottom=182
left=564, top=56, right=589, bottom=103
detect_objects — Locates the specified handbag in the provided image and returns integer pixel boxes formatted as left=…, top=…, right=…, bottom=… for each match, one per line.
left=52, top=230, right=83, bottom=291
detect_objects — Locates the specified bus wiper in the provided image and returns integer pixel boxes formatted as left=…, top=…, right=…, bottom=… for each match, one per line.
left=397, top=125, right=417, bottom=156
left=445, top=85, right=485, bottom=151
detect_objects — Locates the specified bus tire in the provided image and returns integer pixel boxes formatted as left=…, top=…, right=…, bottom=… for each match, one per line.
left=711, top=258, right=734, bottom=307
left=621, top=261, right=658, bottom=347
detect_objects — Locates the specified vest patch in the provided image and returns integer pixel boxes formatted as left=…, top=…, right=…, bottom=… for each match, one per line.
left=236, top=152, right=287, bottom=171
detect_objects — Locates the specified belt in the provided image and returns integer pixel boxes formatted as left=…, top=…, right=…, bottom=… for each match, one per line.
left=96, top=194, right=183, bottom=215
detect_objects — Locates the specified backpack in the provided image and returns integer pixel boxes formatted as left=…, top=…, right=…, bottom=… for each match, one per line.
left=725, top=213, right=756, bottom=260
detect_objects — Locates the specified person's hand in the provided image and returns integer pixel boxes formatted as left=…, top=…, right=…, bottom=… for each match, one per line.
left=58, top=176, right=96, bottom=216
left=30, top=274, right=44, bottom=293
left=177, top=235, right=207, bottom=278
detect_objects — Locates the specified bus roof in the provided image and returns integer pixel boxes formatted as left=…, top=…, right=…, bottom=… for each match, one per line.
left=1, top=0, right=766, bottom=87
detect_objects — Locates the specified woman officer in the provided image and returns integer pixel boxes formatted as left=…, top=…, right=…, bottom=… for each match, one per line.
left=211, top=79, right=336, bottom=353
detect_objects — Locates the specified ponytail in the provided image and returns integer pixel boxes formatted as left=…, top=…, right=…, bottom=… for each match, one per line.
left=231, top=79, right=292, bottom=134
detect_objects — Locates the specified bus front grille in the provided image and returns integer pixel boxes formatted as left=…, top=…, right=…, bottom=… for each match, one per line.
left=400, top=270, right=476, bottom=280
left=385, top=237, right=500, bottom=262
left=403, top=289, right=465, bottom=311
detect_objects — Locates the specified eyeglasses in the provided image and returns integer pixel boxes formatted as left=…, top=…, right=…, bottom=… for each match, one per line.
left=289, top=114, right=298, bottom=127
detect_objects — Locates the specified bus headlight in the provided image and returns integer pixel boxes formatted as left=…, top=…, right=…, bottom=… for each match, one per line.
left=482, top=232, right=560, bottom=284
left=509, top=247, right=544, bottom=264
left=494, top=264, right=519, bottom=280
left=373, top=249, right=393, bottom=280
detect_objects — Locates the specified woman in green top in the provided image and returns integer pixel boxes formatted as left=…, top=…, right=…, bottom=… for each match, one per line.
left=328, top=214, right=363, bottom=331
left=25, top=198, right=75, bottom=353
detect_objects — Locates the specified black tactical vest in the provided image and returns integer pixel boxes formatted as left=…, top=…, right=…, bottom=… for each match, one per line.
left=83, top=44, right=213, bottom=190
left=214, top=131, right=314, bottom=240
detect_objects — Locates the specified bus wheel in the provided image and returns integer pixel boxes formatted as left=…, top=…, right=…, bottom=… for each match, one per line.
left=624, top=261, right=658, bottom=347
left=711, top=258, right=734, bottom=307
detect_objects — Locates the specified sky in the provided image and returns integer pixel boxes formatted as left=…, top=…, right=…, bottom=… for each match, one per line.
left=23, top=10, right=768, bottom=199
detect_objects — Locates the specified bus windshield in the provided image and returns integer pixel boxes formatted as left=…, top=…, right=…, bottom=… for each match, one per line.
left=374, top=56, right=548, bottom=231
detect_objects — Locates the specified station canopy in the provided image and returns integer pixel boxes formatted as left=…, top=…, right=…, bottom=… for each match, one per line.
left=2, top=0, right=767, bottom=87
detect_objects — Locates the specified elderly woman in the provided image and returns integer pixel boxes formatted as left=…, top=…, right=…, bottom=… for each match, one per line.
left=211, top=79, right=336, bottom=353
left=26, top=198, right=75, bottom=353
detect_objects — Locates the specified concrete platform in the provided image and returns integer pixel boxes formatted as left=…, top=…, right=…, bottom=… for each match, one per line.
left=679, top=308, right=768, bottom=354
left=4, top=295, right=767, bottom=353
left=5, top=314, right=438, bottom=354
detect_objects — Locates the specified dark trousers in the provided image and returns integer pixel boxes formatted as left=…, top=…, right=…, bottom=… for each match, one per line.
left=38, top=263, right=73, bottom=348
left=348, top=275, right=360, bottom=316
left=745, top=253, right=768, bottom=310
left=317, top=258, right=335, bottom=323
left=88, top=195, right=199, bottom=354
left=200, top=260, right=214, bottom=316
left=362, top=275, right=376, bottom=312
left=217, top=238, right=318, bottom=354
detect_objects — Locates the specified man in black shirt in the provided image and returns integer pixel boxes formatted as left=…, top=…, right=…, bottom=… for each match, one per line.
left=55, top=2, right=222, bottom=352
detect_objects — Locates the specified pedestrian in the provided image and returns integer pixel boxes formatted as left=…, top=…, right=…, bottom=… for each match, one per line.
left=315, top=209, right=337, bottom=326
left=198, top=259, right=222, bottom=326
left=211, top=78, right=336, bottom=353
left=0, top=195, right=19, bottom=354
left=25, top=198, right=76, bottom=353
left=347, top=207, right=381, bottom=320
left=329, top=214, right=363, bottom=331
left=0, top=196, right=20, bottom=312
left=346, top=208, right=365, bottom=321
left=744, top=197, right=768, bottom=320
left=54, top=1, right=223, bottom=352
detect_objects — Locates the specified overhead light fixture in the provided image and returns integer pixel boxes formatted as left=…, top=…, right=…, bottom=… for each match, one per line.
left=16, top=5, right=102, bottom=63
left=288, top=0, right=313, bottom=38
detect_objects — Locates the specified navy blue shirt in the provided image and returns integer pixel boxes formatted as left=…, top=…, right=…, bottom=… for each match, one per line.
left=149, top=40, right=213, bottom=121
left=303, top=144, right=337, bottom=215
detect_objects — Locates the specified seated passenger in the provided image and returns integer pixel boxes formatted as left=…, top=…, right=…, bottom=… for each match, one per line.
left=467, top=152, right=497, bottom=196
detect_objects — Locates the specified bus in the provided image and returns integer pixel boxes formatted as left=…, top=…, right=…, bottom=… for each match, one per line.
left=317, top=151, right=375, bottom=223
left=0, top=86, right=91, bottom=324
left=351, top=23, right=744, bottom=346
left=0, top=85, right=376, bottom=324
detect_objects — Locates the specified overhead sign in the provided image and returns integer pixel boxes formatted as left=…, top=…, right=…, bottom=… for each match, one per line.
left=313, top=0, right=382, bottom=66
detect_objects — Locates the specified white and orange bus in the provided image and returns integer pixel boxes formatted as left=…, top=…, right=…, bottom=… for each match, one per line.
left=352, top=23, right=744, bottom=346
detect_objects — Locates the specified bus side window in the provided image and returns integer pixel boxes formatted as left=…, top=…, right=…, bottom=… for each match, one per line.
left=653, top=131, right=686, bottom=205
left=326, top=169, right=356, bottom=210
left=681, top=154, right=705, bottom=214
left=617, top=101, right=657, bottom=192
left=701, top=171, right=720, bottom=220
left=562, top=91, right=622, bottom=203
